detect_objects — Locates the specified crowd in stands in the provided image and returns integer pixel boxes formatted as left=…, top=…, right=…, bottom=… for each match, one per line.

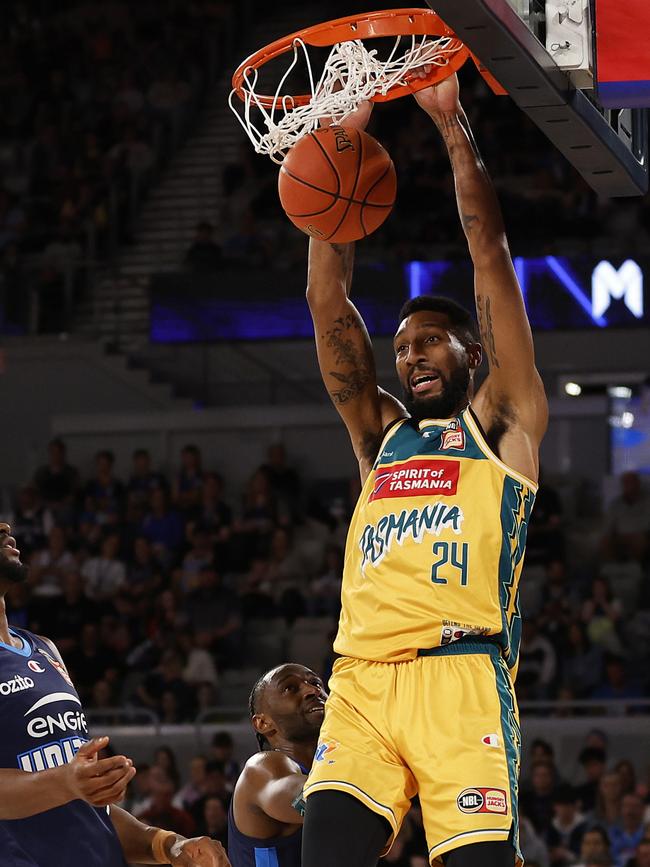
left=516, top=731, right=650, bottom=867
left=3, top=1, right=649, bottom=328
left=517, top=469, right=650, bottom=710
left=6, top=436, right=650, bottom=722
left=0, top=0, right=230, bottom=332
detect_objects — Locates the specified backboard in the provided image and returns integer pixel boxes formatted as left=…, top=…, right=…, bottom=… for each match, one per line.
left=427, top=0, right=649, bottom=197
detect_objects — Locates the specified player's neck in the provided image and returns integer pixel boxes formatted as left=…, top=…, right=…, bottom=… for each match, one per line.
left=272, top=740, right=317, bottom=769
left=0, top=596, right=15, bottom=647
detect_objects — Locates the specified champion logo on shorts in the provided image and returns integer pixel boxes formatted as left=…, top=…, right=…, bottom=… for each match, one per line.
left=481, top=733, right=500, bottom=748
left=457, top=787, right=508, bottom=814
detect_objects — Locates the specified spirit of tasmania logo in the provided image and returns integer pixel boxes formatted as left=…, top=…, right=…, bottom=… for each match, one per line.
left=369, top=459, right=459, bottom=502
left=359, top=503, right=464, bottom=571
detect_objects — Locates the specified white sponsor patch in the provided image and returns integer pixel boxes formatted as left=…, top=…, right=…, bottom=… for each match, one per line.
left=0, top=674, right=34, bottom=696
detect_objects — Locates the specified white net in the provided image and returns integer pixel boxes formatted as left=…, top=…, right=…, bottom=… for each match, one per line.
left=229, top=33, right=463, bottom=163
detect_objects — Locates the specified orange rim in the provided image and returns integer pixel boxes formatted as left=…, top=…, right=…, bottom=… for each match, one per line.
left=231, top=8, right=470, bottom=108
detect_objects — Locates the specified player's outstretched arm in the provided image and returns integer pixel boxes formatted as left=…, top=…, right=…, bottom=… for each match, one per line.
left=111, top=806, right=231, bottom=866
left=307, top=102, right=405, bottom=478
left=414, top=75, right=547, bottom=447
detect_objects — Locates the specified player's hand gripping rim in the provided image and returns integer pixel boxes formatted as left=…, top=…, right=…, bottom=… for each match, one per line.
left=411, top=68, right=462, bottom=119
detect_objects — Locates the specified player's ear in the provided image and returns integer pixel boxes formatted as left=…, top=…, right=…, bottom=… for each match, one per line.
left=252, top=713, right=277, bottom=740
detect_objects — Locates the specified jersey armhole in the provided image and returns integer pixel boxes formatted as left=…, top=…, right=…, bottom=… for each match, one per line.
left=381, top=415, right=406, bottom=441
left=374, top=417, right=408, bottom=464
left=465, top=406, right=539, bottom=492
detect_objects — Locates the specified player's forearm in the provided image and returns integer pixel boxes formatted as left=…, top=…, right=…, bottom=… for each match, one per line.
left=306, top=239, right=355, bottom=303
left=259, top=774, right=307, bottom=824
left=0, top=767, right=75, bottom=818
left=111, top=805, right=182, bottom=863
left=432, top=109, right=507, bottom=261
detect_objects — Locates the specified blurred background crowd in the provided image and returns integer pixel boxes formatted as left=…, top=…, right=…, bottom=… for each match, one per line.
left=0, top=0, right=229, bottom=331
left=2, top=0, right=650, bottom=334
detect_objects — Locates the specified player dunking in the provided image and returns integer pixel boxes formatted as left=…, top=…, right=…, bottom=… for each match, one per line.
left=228, top=664, right=327, bottom=867
left=0, top=522, right=230, bottom=867
left=301, top=74, right=548, bottom=867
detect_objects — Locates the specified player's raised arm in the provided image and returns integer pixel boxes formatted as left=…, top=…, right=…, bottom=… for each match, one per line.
left=306, top=104, right=405, bottom=479
left=414, top=75, right=548, bottom=446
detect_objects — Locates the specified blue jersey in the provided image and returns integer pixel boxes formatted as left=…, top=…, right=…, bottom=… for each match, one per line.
left=0, top=627, right=127, bottom=867
left=227, top=757, right=307, bottom=867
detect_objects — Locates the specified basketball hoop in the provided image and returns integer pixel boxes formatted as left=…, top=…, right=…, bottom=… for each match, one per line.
left=229, top=9, right=505, bottom=163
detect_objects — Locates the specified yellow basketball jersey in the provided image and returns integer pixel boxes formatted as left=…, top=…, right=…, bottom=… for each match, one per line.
left=335, top=407, right=537, bottom=670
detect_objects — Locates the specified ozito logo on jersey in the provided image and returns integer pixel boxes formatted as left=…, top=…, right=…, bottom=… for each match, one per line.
left=0, top=674, right=34, bottom=696
left=369, top=459, right=459, bottom=501
left=457, top=788, right=508, bottom=814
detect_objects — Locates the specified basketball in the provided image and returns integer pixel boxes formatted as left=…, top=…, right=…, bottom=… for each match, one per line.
left=277, top=125, right=396, bottom=243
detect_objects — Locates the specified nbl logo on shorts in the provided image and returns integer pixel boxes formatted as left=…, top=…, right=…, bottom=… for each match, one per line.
left=457, top=788, right=508, bottom=814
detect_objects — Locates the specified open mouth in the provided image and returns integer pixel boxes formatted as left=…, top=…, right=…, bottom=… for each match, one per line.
left=305, top=703, right=325, bottom=715
left=410, top=372, right=441, bottom=395
left=1, top=538, right=20, bottom=560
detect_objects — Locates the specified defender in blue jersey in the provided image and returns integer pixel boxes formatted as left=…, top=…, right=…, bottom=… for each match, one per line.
left=228, top=664, right=327, bottom=867
left=0, top=522, right=230, bottom=867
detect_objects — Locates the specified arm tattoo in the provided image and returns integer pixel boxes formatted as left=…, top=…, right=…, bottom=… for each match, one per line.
left=324, top=314, right=372, bottom=405
left=476, top=294, right=500, bottom=369
left=462, top=213, right=479, bottom=232
left=439, top=114, right=461, bottom=135
left=438, top=111, right=484, bottom=166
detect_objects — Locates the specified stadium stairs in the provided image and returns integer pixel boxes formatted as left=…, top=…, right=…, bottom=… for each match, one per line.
left=73, top=3, right=322, bottom=373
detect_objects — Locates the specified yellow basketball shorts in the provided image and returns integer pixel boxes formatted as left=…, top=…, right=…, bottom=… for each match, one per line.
left=304, top=640, right=521, bottom=864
